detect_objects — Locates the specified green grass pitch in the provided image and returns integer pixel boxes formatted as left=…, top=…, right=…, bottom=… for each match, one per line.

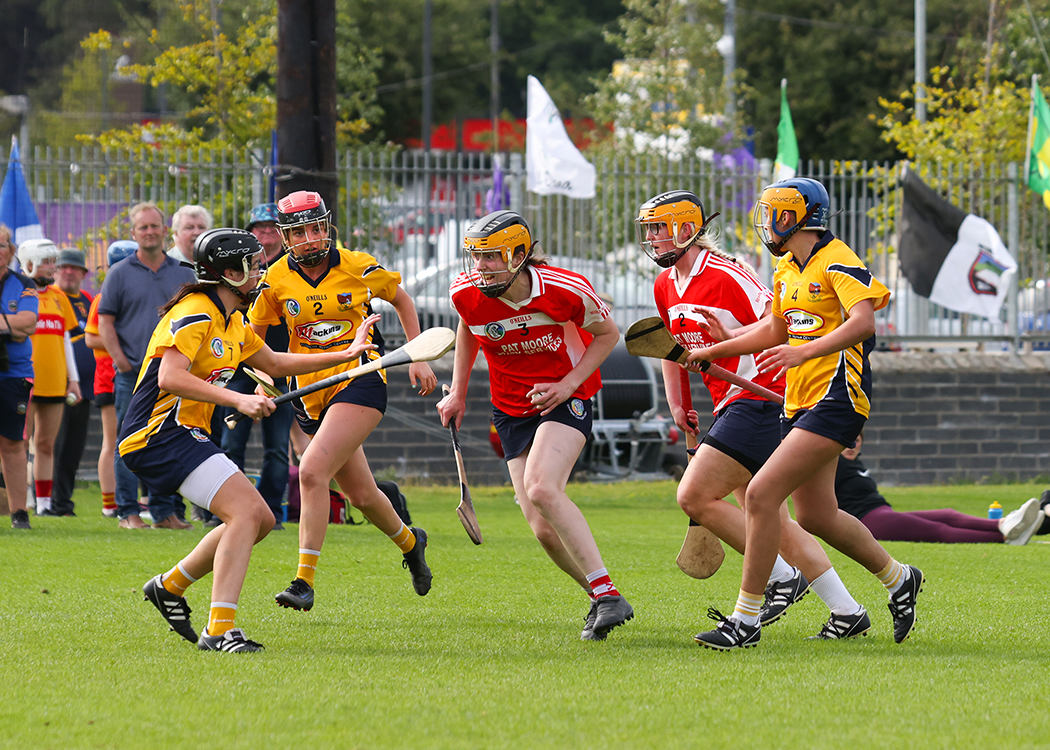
left=2, top=480, right=1048, bottom=749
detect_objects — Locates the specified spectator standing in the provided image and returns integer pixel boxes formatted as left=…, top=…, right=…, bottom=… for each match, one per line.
left=167, top=205, right=213, bottom=264
left=0, top=224, right=38, bottom=529
left=18, top=239, right=80, bottom=516
left=220, top=203, right=292, bottom=530
left=84, top=241, right=138, bottom=517
left=49, top=249, right=96, bottom=516
left=97, top=203, right=195, bottom=529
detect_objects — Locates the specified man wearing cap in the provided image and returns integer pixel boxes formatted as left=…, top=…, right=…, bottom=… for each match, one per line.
left=49, top=249, right=96, bottom=516
left=217, top=203, right=293, bottom=529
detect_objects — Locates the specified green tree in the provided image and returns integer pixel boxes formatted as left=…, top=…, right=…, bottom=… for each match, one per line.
left=585, top=0, right=730, bottom=157
left=735, top=0, right=992, bottom=163
left=874, top=66, right=1030, bottom=165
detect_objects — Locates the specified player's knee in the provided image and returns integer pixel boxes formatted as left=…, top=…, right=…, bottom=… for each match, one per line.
left=522, top=478, right=558, bottom=511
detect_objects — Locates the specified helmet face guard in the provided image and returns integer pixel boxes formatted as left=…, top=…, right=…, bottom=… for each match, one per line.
left=193, top=228, right=266, bottom=305
left=753, top=178, right=829, bottom=257
left=277, top=191, right=334, bottom=268
left=636, top=191, right=718, bottom=268
left=462, top=210, right=534, bottom=298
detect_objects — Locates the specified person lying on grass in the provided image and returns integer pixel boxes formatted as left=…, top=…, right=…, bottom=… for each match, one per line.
left=837, top=432, right=1048, bottom=545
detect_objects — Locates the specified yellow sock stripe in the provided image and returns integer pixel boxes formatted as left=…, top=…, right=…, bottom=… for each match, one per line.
left=389, top=523, right=416, bottom=554
left=876, top=559, right=904, bottom=589
left=734, top=589, right=764, bottom=618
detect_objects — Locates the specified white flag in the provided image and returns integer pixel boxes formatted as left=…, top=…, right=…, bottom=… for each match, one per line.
left=900, top=169, right=1017, bottom=320
left=526, top=76, right=596, bottom=199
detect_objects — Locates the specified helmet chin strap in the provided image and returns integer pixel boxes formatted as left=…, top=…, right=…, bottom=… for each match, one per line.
left=764, top=206, right=818, bottom=257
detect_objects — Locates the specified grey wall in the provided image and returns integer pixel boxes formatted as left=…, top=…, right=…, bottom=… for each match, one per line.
left=71, top=350, right=1050, bottom=490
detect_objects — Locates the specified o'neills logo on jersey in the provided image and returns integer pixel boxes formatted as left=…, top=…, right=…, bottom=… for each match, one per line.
left=485, top=322, right=506, bottom=340
left=189, top=427, right=211, bottom=442
left=210, top=337, right=225, bottom=358
left=285, top=299, right=301, bottom=317
left=783, top=309, right=823, bottom=334
left=568, top=398, right=586, bottom=419
left=295, top=319, right=352, bottom=343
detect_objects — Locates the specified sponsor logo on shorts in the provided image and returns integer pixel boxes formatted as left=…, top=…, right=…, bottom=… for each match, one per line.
left=210, top=337, right=224, bottom=358
left=285, top=299, right=301, bottom=317
left=784, top=308, right=824, bottom=335
left=485, top=322, right=506, bottom=340
left=7, top=300, right=16, bottom=312
left=189, top=427, right=210, bottom=442
left=568, top=398, right=586, bottom=419
left=16, top=400, right=27, bottom=414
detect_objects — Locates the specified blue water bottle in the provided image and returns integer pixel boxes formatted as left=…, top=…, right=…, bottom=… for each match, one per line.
left=988, top=501, right=1003, bottom=520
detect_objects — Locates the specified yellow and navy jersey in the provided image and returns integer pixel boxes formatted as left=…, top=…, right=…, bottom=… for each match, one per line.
left=31, top=286, right=78, bottom=397
left=771, top=233, right=890, bottom=419
left=118, top=289, right=264, bottom=457
left=248, top=246, right=400, bottom=420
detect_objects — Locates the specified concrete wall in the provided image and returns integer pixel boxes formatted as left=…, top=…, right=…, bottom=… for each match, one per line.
left=68, top=350, right=1050, bottom=489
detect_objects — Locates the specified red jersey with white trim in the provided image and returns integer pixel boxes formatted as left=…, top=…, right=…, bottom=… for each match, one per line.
left=30, top=285, right=78, bottom=397
left=450, top=264, right=610, bottom=417
left=654, top=248, right=784, bottom=413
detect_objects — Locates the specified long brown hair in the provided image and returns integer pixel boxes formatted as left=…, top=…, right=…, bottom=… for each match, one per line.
left=158, top=282, right=218, bottom=316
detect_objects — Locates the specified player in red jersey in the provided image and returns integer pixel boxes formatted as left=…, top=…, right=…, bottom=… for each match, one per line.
left=437, top=210, right=633, bottom=641
left=641, top=190, right=870, bottom=643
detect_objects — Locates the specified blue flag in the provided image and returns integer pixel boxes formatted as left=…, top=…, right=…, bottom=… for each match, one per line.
left=0, top=137, right=43, bottom=248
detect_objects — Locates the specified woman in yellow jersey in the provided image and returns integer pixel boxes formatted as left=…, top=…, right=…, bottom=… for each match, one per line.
left=686, top=178, right=924, bottom=651
left=16, top=239, right=80, bottom=516
left=249, top=191, right=437, bottom=614
left=123, top=229, right=378, bottom=653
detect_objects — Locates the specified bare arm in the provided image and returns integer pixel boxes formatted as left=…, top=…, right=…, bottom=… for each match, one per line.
left=754, top=298, right=876, bottom=376
left=243, top=314, right=379, bottom=378
left=97, top=313, right=132, bottom=373
left=157, top=347, right=275, bottom=422
left=528, top=316, right=619, bottom=416
left=686, top=313, right=786, bottom=367
left=435, top=318, right=481, bottom=429
left=390, top=285, right=437, bottom=396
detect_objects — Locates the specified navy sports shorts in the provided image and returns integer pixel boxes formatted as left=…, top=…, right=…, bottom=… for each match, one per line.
left=492, top=397, right=593, bottom=460
left=702, top=398, right=783, bottom=475
left=294, top=371, right=387, bottom=436
left=0, top=377, right=32, bottom=441
left=121, top=425, right=223, bottom=497
left=781, top=399, right=866, bottom=449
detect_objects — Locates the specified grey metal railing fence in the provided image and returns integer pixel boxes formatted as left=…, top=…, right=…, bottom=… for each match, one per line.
left=3, top=145, right=1049, bottom=350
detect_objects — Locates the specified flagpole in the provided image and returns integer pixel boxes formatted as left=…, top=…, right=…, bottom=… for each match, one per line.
left=1024, top=74, right=1038, bottom=185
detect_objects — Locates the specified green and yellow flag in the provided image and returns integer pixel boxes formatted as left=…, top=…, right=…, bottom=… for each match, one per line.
left=1027, top=78, right=1050, bottom=211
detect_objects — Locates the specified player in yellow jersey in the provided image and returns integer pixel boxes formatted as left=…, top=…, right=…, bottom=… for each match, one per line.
left=17, top=239, right=80, bottom=516
left=127, top=229, right=379, bottom=652
left=249, top=191, right=437, bottom=614
left=686, top=178, right=924, bottom=650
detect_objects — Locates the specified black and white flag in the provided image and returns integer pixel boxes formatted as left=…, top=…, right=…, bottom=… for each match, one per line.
left=899, top=168, right=1016, bottom=320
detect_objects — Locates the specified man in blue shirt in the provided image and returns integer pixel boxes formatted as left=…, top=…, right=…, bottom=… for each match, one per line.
left=97, top=203, right=195, bottom=529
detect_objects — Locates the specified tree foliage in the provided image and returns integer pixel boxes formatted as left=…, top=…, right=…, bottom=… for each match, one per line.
left=875, top=66, right=1030, bottom=165
left=585, top=0, right=730, bottom=157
